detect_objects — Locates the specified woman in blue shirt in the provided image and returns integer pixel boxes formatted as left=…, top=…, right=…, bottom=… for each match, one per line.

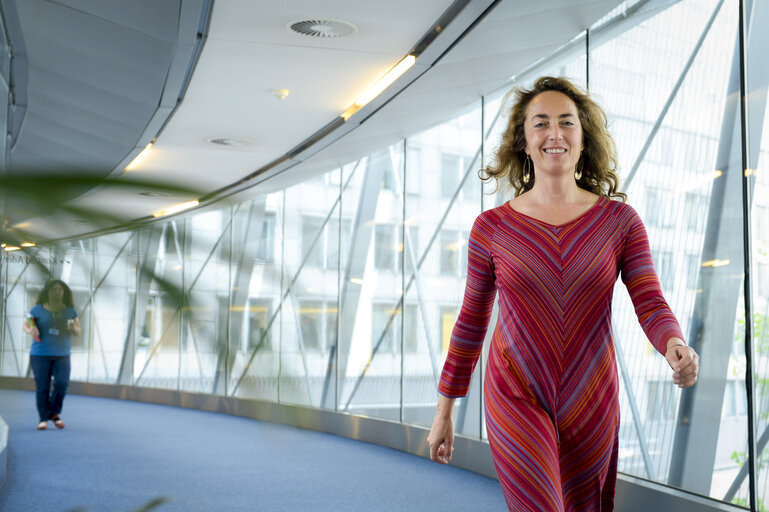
left=22, top=280, right=81, bottom=430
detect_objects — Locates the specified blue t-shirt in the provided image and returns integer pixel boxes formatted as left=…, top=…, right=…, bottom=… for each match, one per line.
left=28, top=304, right=78, bottom=357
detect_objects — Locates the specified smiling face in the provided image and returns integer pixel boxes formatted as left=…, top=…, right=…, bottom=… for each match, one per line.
left=523, top=90, right=583, bottom=179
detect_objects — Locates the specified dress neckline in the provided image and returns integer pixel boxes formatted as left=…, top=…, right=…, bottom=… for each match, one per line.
left=506, top=196, right=605, bottom=229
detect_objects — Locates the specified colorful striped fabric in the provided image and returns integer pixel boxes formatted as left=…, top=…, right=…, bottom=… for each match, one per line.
left=438, top=197, right=684, bottom=511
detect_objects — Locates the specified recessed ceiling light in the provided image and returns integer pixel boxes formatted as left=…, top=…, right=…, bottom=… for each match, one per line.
left=139, top=191, right=172, bottom=197
left=288, top=19, right=357, bottom=38
left=207, top=137, right=250, bottom=147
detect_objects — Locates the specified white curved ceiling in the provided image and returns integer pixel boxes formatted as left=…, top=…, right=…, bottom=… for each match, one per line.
left=9, top=0, right=624, bottom=241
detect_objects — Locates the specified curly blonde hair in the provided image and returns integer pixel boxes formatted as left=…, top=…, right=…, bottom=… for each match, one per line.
left=481, top=76, right=626, bottom=201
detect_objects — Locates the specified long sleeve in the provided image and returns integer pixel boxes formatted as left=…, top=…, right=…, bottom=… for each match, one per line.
left=619, top=207, right=685, bottom=355
left=438, top=212, right=498, bottom=398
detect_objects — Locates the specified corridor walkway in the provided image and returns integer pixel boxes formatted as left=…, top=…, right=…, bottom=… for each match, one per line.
left=0, top=390, right=505, bottom=511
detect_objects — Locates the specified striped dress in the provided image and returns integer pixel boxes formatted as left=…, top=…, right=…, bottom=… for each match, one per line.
left=439, top=197, right=684, bottom=511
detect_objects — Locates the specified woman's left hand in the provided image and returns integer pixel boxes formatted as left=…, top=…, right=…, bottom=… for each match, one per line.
left=665, top=339, right=699, bottom=388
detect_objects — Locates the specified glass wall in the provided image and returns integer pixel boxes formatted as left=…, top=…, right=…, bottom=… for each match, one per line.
left=1, top=1, right=767, bottom=509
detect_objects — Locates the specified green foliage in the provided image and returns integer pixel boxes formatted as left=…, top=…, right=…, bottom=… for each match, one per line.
left=0, top=172, right=205, bottom=246
left=731, top=495, right=768, bottom=511
left=0, top=172, right=218, bottom=310
left=734, top=312, right=769, bottom=354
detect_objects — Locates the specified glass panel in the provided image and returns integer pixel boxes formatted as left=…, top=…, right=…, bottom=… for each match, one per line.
left=339, top=144, right=404, bottom=421
left=402, top=103, right=483, bottom=435
left=134, top=223, right=183, bottom=389
left=590, top=0, right=744, bottom=500
left=281, top=169, right=341, bottom=408
left=180, top=210, right=231, bottom=393
left=749, top=0, right=769, bottom=507
left=230, top=193, right=284, bottom=401
left=88, top=233, right=137, bottom=383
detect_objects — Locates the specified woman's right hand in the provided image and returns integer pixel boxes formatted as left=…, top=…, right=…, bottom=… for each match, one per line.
left=23, top=321, right=40, bottom=339
left=427, top=395, right=456, bottom=464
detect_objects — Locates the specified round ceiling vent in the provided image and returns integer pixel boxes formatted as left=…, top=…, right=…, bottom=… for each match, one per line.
left=288, top=19, right=357, bottom=38
left=207, top=137, right=250, bottom=147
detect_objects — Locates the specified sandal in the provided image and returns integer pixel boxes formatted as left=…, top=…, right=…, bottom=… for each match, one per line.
left=51, top=415, right=65, bottom=429
left=37, top=421, right=48, bottom=430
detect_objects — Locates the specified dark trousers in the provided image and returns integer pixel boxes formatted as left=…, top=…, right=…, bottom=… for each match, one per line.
left=29, top=355, right=71, bottom=422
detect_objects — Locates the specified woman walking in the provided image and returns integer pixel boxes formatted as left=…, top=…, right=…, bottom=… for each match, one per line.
left=427, top=76, right=699, bottom=511
left=23, top=279, right=81, bottom=430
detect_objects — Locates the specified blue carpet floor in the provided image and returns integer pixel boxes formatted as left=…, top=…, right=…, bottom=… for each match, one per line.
left=0, top=390, right=505, bottom=511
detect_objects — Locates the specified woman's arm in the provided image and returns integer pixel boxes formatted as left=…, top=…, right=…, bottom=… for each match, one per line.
left=620, top=208, right=699, bottom=387
left=429, top=213, right=497, bottom=464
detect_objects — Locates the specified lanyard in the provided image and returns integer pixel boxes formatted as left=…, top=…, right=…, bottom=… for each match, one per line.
left=48, top=305, right=64, bottom=325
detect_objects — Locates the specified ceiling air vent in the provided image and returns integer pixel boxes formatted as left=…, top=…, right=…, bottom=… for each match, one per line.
left=288, top=19, right=357, bottom=38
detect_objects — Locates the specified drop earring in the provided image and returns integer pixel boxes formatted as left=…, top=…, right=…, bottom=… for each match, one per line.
left=575, top=156, right=583, bottom=181
left=523, top=155, right=531, bottom=184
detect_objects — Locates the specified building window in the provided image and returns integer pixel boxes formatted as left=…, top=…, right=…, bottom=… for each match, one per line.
left=369, top=150, right=395, bottom=191
left=440, top=230, right=462, bottom=276
left=374, top=224, right=401, bottom=272
left=684, top=192, right=703, bottom=232
left=406, top=146, right=421, bottom=195
left=246, top=299, right=272, bottom=352
left=297, top=300, right=337, bottom=352
left=256, top=212, right=276, bottom=263
left=299, top=300, right=324, bottom=351
left=655, top=250, right=674, bottom=291
left=685, top=253, right=699, bottom=290
left=722, top=380, right=747, bottom=417
left=404, top=225, right=420, bottom=272
left=372, top=303, right=398, bottom=354
left=440, top=306, right=459, bottom=353
left=302, top=216, right=325, bottom=268
left=645, top=188, right=676, bottom=228
left=441, top=153, right=461, bottom=199
left=403, top=304, right=418, bottom=353
left=301, top=216, right=346, bottom=270
left=326, top=218, right=349, bottom=270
